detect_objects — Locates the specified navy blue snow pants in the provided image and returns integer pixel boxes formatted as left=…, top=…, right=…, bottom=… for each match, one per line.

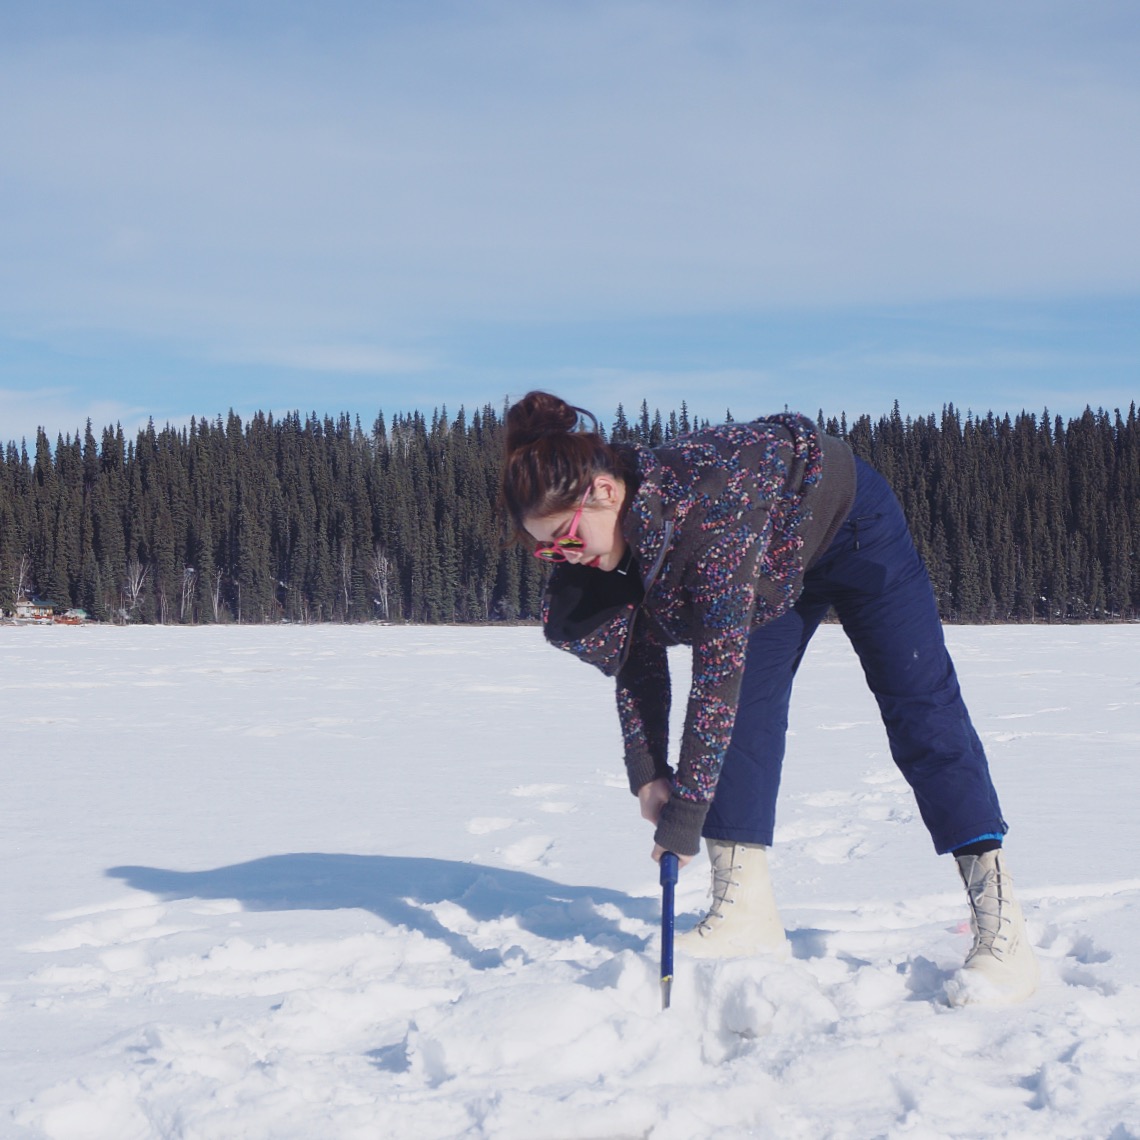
left=703, top=457, right=1007, bottom=855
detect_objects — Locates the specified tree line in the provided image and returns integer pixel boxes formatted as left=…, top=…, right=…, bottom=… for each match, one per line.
left=1, top=399, right=1137, bottom=624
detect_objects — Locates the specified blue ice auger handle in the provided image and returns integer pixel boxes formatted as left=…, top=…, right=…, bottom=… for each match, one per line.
left=659, top=851, right=679, bottom=1010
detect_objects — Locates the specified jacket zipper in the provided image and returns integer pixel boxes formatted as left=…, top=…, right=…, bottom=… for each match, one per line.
left=615, top=521, right=674, bottom=677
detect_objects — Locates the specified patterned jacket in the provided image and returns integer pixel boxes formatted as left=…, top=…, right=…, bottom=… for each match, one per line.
left=543, top=414, right=856, bottom=856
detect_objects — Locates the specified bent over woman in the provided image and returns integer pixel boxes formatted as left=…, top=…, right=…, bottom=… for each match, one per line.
left=501, top=391, right=1038, bottom=1005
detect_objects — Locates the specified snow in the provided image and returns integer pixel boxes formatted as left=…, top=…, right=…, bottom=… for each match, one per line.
left=2, top=622, right=1138, bottom=1139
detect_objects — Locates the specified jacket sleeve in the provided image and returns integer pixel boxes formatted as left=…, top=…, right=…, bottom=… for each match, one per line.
left=615, top=616, right=673, bottom=794
left=653, top=519, right=769, bottom=856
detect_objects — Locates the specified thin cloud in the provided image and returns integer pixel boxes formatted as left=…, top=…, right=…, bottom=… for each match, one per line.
left=222, top=344, right=436, bottom=375
left=3, top=4, right=1139, bottom=342
left=791, top=346, right=1140, bottom=375
left=0, top=388, right=150, bottom=446
left=1, top=3, right=1137, bottom=435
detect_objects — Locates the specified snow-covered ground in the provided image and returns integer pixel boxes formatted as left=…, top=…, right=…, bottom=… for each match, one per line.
left=2, top=622, right=1138, bottom=1139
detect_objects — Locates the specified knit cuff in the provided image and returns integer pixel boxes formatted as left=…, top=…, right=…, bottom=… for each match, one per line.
left=626, top=751, right=673, bottom=796
left=653, top=796, right=709, bottom=857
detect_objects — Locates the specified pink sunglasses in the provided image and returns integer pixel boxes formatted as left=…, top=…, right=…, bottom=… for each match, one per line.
left=533, top=487, right=591, bottom=562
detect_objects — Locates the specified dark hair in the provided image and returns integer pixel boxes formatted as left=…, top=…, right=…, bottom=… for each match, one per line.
left=500, top=391, right=628, bottom=541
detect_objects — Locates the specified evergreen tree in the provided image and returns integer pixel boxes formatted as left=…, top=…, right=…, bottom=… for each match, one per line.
left=2, top=397, right=1136, bottom=625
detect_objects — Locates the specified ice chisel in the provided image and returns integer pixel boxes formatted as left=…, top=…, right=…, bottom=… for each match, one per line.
left=659, top=851, right=679, bottom=1010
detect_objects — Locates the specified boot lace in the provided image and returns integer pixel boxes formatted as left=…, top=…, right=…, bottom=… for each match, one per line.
left=695, top=854, right=742, bottom=932
left=962, top=859, right=1013, bottom=962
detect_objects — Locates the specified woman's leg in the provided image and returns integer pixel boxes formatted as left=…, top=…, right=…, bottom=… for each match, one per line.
left=695, top=458, right=1032, bottom=991
left=685, top=589, right=828, bottom=957
left=814, top=458, right=1007, bottom=853
left=701, top=593, right=832, bottom=845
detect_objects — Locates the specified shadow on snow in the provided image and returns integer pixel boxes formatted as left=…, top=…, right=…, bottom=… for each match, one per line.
left=106, top=853, right=654, bottom=968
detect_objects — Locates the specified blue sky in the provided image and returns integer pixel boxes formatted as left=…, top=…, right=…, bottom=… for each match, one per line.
left=2, top=1, right=1138, bottom=445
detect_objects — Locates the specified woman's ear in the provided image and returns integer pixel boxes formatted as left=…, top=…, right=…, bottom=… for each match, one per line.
left=590, top=473, right=625, bottom=508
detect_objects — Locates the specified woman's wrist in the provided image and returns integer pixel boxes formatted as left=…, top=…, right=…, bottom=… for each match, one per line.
left=653, top=796, right=708, bottom=858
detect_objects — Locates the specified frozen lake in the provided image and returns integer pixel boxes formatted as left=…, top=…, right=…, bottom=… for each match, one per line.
left=2, top=622, right=1138, bottom=1138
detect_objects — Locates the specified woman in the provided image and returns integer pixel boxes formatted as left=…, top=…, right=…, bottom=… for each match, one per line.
left=501, top=391, right=1038, bottom=1005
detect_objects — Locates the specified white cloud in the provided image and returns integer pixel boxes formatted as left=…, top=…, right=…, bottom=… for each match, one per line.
left=0, top=387, right=151, bottom=446
left=219, top=343, right=435, bottom=375
left=789, top=345, right=1140, bottom=376
left=0, top=3, right=1137, bottom=433
left=2, top=3, right=1138, bottom=346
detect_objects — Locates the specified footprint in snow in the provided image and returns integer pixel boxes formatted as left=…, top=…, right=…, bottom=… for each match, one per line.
left=498, top=835, right=555, bottom=867
left=467, top=817, right=518, bottom=835
left=802, top=832, right=874, bottom=865
left=509, top=783, right=568, bottom=798
left=25, top=898, right=178, bottom=953
left=1039, top=919, right=1119, bottom=965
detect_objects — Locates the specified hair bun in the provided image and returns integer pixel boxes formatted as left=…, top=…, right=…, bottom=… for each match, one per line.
left=500, top=390, right=616, bottom=535
left=505, top=391, right=589, bottom=451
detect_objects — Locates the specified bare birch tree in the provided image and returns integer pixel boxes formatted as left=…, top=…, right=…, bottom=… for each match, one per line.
left=370, top=544, right=391, bottom=621
left=180, top=566, right=197, bottom=623
left=13, top=552, right=33, bottom=603
left=123, top=560, right=148, bottom=621
left=211, top=569, right=223, bottom=623
left=340, top=546, right=352, bottom=619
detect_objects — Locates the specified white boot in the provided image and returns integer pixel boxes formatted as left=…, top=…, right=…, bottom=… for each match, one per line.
left=676, top=839, right=789, bottom=959
left=948, top=849, right=1039, bottom=1006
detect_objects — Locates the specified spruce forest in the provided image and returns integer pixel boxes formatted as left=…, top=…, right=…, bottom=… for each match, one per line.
left=1, top=400, right=1138, bottom=625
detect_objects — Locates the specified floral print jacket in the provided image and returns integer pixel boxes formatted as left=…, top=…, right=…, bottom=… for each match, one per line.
left=543, top=414, right=856, bottom=856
